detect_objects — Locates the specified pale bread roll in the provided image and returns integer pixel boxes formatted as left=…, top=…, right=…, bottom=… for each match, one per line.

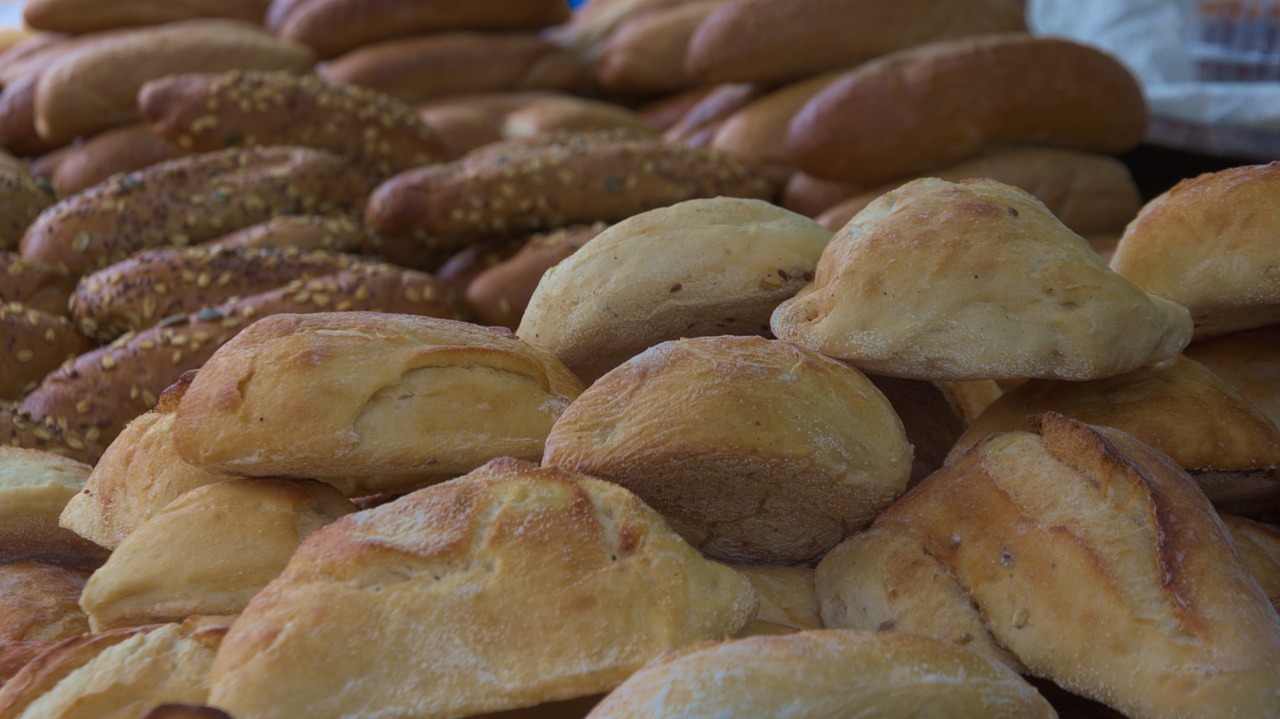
left=173, top=313, right=584, bottom=491
left=0, top=447, right=107, bottom=567
left=501, top=97, right=655, bottom=139
left=544, top=336, right=911, bottom=564
left=731, top=565, right=821, bottom=636
left=1222, top=514, right=1280, bottom=610
left=518, top=197, right=831, bottom=384
left=771, top=178, right=1192, bottom=381
left=80, top=479, right=356, bottom=631
left=207, top=459, right=758, bottom=719
left=585, top=630, right=1055, bottom=718
left=1186, top=326, right=1280, bottom=429
left=0, top=560, right=89, bottom=644
left=1111, top=162, right=1280, bottom=339
left=948, top=356, right=1280, bottom=513
left=877, top=413, right=1280, bottom=718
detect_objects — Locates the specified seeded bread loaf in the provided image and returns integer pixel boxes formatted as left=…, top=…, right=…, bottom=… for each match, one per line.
left=23, top=0, right=270, bottom=34
left=139, top=71, right=455, bottom=179
left=366, top=130, right=774, bottom=249
left=0, top=303, right=93, bottom=400
left=20, top=146, right=377, bottom=274
left=30, top=124, right=185, bottom=197
left=199, top=215, right=373, bottom=254
left=501, top=97, right=655, bottom=139
left=0, top=166, right=54, bottom=253
left=1, top=406, right=104, bottom=464
left=69, top=246, right=373, bottom=341
left=0, top=254, right=74, bottom=316
left=318, top=33, right=586, bottom=105
left=19, top=266, right=461, bottom=458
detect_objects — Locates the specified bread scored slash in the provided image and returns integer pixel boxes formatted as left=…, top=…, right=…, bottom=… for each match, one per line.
left=139, top=71, right=456, bottom=178
left=19, top=146, right=378, bottom=275
left=19, top=266, right=461, bottom=460
left=365, top=129, right=775, bottom=250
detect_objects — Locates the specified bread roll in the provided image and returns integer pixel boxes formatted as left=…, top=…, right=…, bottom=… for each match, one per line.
left=208, top=458, right=757, bottom=719
left=1223, top=514, right=1280, bottom=610
left=636, top=85, right=718, bottom=132
left=0, top=166, right=54, bottom=254
left=1186, top=326, right=1280, bottom=429
left=0, top=643, right=50, bottom=691
left=1111, top=162, right=1280, bottom=339
left=866, top=375, right=968, bottom=489
left=465, top=224, right=602, bottom=330
left=435, top=238, right=527, bottom=299
left=0, top=254, right=74, bottom=317
left=198, top=215, right=372, bottom=254
left=501, top=97, right=655, bottom=139
left=595, top=1, right=725, bottom=94
left=730, top=565, right=821, bottom=636
left=780, top=171, right=867, bottom=217
left=0, top=406, right=104, bottom=465
left=139, top=70, right=455, bottom=178
left=0, top=445, right=105, bottom=566
left=519, top=197, right=828, bottom=383
left=877, top=413, right=1280, bottom=718
left=80, top=478, right=356, bottom=631
left=544, top=335, right=911, bottom=564
left=29, top=124, right=185, bottom=197
left=0, top=560, right=90, bottom=643
left=172, top=313, right=583, bottom=490
left=23, top=0, right=269, bottom=34
left=586, top=630, right=1055, bottom=718
left=268, top=0, right=571, bottom=59
left=0, top=303, right=93, bottom=400
left=771, top=178, right=1192, bottom=381
left=788, top=35, right=1147, bottom=185
left=319, top=33, right=586, bottom=105
left=661, top=82, right=762, bottom=146
left=21, top=146, right=375, bottom=274
left=686, top=0, right=1027, bottom=85
left=143, top=706, right=233, bottom=719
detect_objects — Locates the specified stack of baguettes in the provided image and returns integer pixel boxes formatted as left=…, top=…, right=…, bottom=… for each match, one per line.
left=0, top=0, right=1278, bottom=718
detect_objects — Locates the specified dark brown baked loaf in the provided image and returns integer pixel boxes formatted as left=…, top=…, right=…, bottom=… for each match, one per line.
left=788, top=34, right=1149, bottom=185
left=30, top=124, right=185, bottom=197
left=318, top=33, right=585, bottom=105
left=434, top=237, right=526, bottom=299
left=686, top=0, right=1026, bottom=85
left=662, top=83, right=763, bottom=146
left=267, top=0, right=572, bottom=59
left=595, top=1, right=725, bottom=94
left=23, top=0, right=270, bottom=34
left=139, top=71, right=456, bottom=178
left=366, top=129, right=774, bottom=249
left=0, top=166, right=55, bottom=253
left=19, top=266, right=461, bottom=457
left=69, top=245, right=372, bottom=341
left=466, top=224, right=603, bottom=329
left=779, top=172, right=866, bottom=217
left=20, top=146, right=377, bottom=274
left=0, top=253, right=75, bottom=315
left=0, top=302, right=93, bottom=399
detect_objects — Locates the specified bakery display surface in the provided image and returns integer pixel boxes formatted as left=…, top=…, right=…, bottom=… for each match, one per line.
left=0, top=1, right=1278, bottom=718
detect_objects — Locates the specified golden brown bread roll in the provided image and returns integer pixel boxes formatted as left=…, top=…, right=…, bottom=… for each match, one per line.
left=788, top=34, right=1148, bottom=185
left=33, top=20, right=316, bottom=146
left=543, top=335, right=911, bottom=564
left=319, top=33, right=586, bottom=105
left=198, top=214, right=372, bottom=254
left=0, top=561, right=90, bottom=644
left=139, top=70, right=455, bottom=178
left=20, top=146, right=376, bottom=274
left=1223, top=514, right=1280, bottom=610
left=501, top=97, right=655, bottom=139
left=876, top=413, right=1280, bottom=718
left=0, top=303, right=93, bottom=401
left=20, top=266, right=460, bottom=459
left=22, top=0, right=269, bottom=34
left=948, top=356, right=1280, bottom=514
left=779, top=171, right=867, bottom=217
left=547, top=0, right=688, bottom=60
left=466, top=224, right=603, bottom=330
left=208, top=458, right=757, bottom=719
left=687, top=0, right=1027, bottom=85
left=0, top=167, right=54, bottom=254
left=730, top=565, right=821, bottom=636
left=585, top=630, right=1055, bottom=718
left=1185, top=326, right=1280, bottom=429
left=80, top=478, right=356, bottom=631
left=518, top=197, right=828, bottom=384
left=661, top=82, right=762, bottom=146
left=0, top=445, right=108, bottom=566
left=594, top=1, right=725, bottom=94
left=771, top=178, right=1192, bottom=381
left=434, top=237, right=527, bottom=299
left=0, top=254, right=74, bottom=317
left=1111, top=163, right=1280, bottom=340
left=0, top=643, right=50, bottom=691
left=636, top=85, right=718, bottom=132
left=172, top=313, right=584, bottom=492
left=29, top=124, right=185, bottom=198
left=815, top=147, right=1143, bottom=236
left=0, top=407, right=103, bottom=465
left=366, top=130, right=774, bottom=253
left=268, top=0, right=571, bottom=59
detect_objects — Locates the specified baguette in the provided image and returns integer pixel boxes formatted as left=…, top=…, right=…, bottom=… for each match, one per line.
left=69, top=245, right=373, bottom=341
left=501, top=96, right=654, bottom=139
left=0, top=164, right=55, bottom=252
left=366, top=129, right=774, bottom=248
left=318, top=33, right=586, bottom=105
left=788, top=35, right=1148, bottom=185
left=0, top=253, right=75, bottom=315
left=199, top=215, right=372, bottom=254
left=779, top=172, right=866, bottom=217
left=661, top=82, right=763, bottom=146
left=23, top=0, right=270, bottom=34
left=687, top=0, right=1026, bottom=85
left=33, top=20, right=316, bottom=145
left=1, top=406, right=104, bottom=464
left=268, top=0, right=571, bottom=59
left=19, top=266, right=461, bottom=458
left=139, top=71, right=455, bottom=178
left=637, top=85, right=719, bottom=132
left=466, top=224, right=602, bottom=330
left=0, top=74, right=61, bottom=157
left=595, top=1, right=725, bottom=94
left=20, top=146, right=376, bottom=274
left=0, top=302, right=93, bottom=400
left=30, top=124, right=185, bottom=197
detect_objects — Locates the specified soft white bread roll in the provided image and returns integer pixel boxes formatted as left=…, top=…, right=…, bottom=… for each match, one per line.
left=1111, top=162, right=1280, bottom=340
left=207, top=459, right=757, bottom=719
left=519, top=197, right=831, bottom=384
left=1223, top=514, right=1280, bottom=610
left=1186, top=326, right=1280, bottom=430
left=771, top=178, right=1192, bottom=381
left=0, top=447, right=107, bottom=567
left=0, top=560, right=90, bottom=644
left=585, top=630, right=1055, bottom=718
left=80, top=479, right=356, bottom=631
left=877, top=413, right=1280, bottom=718
left=173, top=313, right=584, bottom=492
left=544, top=336, right=911, bottom=564
left=731, top=565, right=822, bottom=636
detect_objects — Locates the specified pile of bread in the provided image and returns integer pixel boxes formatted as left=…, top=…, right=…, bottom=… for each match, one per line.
left=0, top=0, right=1277, bottom=717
